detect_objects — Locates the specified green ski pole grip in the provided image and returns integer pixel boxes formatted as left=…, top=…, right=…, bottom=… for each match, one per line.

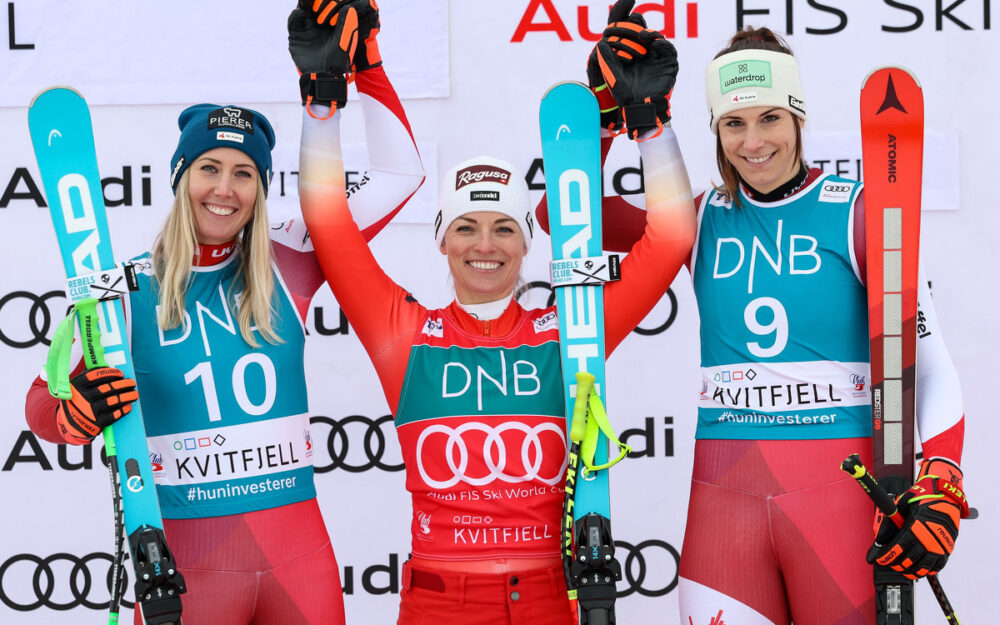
left=570, top=372, right=595, bottom=443
left=45, top=310, right=79, bottom=400
left=75, top=298, right=109, bottom=369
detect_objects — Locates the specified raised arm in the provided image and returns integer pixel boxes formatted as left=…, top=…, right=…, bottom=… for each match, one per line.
left=274, top=3, right=424, bottom=317
left=297, top=106, right=425, bottom=412
left=572, top=2, right=696, bottom=352
left=351, top=66, right=425, bottom=237
left=604, top=128, right=696, bottom=352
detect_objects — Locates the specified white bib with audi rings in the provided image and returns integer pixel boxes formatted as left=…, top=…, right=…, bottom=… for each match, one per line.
left=705, top=49, right=807, bottom=133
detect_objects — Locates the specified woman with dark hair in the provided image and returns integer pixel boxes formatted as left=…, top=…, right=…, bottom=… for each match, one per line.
left=541, top=24, right=969, bottom=625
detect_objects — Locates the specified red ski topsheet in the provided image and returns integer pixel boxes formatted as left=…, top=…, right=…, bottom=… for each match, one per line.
left=861, top=67, right=923, bottom=486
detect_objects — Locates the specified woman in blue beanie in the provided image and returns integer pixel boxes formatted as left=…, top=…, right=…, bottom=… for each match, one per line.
left=24, top=2, right=424, bottom=623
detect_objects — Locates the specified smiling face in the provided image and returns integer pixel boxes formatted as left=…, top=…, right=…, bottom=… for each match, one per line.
left=187, top=147, right=260, bottom=245
left=718, top=106, right=801, bottom=194
left=439, top=212, right=527, bottom=305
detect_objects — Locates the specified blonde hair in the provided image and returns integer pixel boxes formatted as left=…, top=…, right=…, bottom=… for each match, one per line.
left=151, top=171, right=280, bottom=348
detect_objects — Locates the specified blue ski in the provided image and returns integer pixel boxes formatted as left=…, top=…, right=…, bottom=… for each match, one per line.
left=541, top=81, right=622, bottom=625
left=29, top=87, right=185, bottom=625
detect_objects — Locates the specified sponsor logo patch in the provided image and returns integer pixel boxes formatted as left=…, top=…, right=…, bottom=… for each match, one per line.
left=719, top=60, right=772, bottom=93
left=470, top=190, right=500, bottom=202
left=422, top=317, right=444, bottom=337
left=170, top=155, right=186, bottom=188
left=788, top=94, right=806, bottom=115
left=207, top=106, right=255, bottom=134
left=818, top=181, right=855, bottom=203
left=730, top=92, right=759, bottom=105
left=456, top=165, right=511, bottom=190
left=533, top=311, right=558, bottom=333
left=709, top=192, right=732, bottom=208
left=216, top=130, right=245, bottom=144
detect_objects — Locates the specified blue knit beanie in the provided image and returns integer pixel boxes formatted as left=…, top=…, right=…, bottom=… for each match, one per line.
left=169, top=104, right=276, bottom=196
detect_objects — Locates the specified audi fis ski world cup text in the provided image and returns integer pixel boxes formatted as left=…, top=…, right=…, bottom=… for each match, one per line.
left=510, top=0, right=990, bottom=42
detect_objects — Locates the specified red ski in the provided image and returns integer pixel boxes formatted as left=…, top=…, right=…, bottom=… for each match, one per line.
left=860, top=66, right=923, bottom=625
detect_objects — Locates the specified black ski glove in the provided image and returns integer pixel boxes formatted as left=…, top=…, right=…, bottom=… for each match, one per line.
left=288, top=5, right=359, bottom=117
left=595, top=0, right=678, bottom=139
left=301, top=0, right=382, bottom=71
left=585, top=0, right=644, bottom=134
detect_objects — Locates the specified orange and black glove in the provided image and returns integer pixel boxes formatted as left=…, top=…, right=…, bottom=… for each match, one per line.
left=288, top=3, right=359, bottom=116
left=585, top=0, right=639, bottom=134
left=301, top=0, right=381, bottom=71
left=867, top=458, right=970, bottom=579
left=594, top=0, right=678, bottom=139
left=55, top=367, right=138, bottom=445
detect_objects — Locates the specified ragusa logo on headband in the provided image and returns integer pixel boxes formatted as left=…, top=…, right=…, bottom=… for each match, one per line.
left=455, top=165, right=511, bottom=190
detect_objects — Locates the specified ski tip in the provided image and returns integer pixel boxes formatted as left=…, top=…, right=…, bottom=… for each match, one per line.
left=28, top=85, right=85, bottom=108
left=541, top=80, right=591, bottom=100
left=861, top=66, right=921, bottom=90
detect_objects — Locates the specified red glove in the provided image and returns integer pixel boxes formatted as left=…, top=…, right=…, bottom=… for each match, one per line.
left=867, top=458, right=970, bottom=579
left=55, top=367, right=138, bottom=445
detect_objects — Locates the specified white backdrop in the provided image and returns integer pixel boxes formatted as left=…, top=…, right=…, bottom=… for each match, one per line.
left=1, top=1, right=997, bottom=623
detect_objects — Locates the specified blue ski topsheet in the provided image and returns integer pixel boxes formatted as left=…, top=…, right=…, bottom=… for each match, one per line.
left=539, top=82, right=610, bottom=519
left=28, top=87, right=164, bottom=535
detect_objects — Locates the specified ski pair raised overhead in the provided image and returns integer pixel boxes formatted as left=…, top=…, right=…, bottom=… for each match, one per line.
left=536, top=6, right=969, bottom=624
left=25, top=2, right=424, bottom=623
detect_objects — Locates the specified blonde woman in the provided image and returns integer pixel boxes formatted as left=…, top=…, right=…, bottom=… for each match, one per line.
left=25, top=7, right=425, bottom=621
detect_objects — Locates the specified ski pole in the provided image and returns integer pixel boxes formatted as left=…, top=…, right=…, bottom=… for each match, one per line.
left=841, top=454, right=961, bottom=625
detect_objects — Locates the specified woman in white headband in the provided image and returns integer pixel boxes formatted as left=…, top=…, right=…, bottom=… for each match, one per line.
left=683, top=28, right=967, bottom=625
left=542, top=24, right=969, bottom=625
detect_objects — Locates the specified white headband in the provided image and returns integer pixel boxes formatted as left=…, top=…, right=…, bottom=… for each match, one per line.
left=705, top=49, right=806, bottom=133
left=434, top=156, right=534, bottom=251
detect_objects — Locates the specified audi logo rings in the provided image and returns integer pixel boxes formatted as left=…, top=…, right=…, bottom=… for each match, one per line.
left=416, top=421, right=567, bottom=488
left=0, top=552, right=133, bottom=611
left=0, top=290, right=69, bottom=349
left=310, top=415, right=404, bottom=473
left=615, top=539, right=680, bottom=598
